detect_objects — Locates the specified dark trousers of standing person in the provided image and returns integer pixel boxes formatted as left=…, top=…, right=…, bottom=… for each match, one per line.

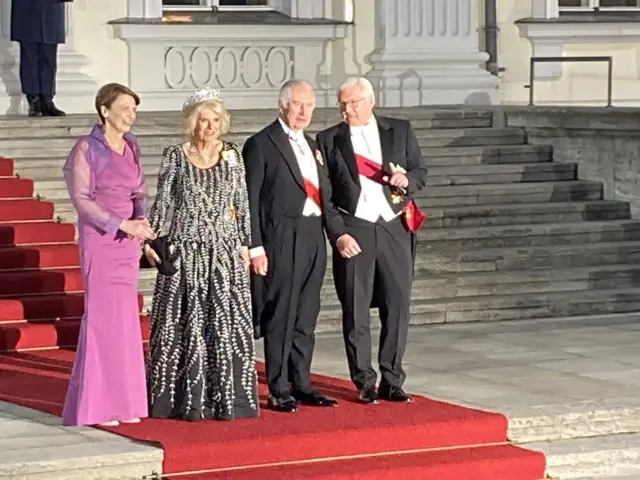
left=19, top=42, right=63, bottom=117
left=333, top=215, right=413, bottom=390
left=262, top=216, right=326, bottom=397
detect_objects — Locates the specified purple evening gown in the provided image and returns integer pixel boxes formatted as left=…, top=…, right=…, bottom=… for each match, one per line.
left=61, top=127, right=148, bottom=426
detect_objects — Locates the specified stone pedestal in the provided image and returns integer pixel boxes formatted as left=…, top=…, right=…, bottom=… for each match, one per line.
left=0, top=0, right=97, bottom=115
left=366, top=0, right=497, bottom=106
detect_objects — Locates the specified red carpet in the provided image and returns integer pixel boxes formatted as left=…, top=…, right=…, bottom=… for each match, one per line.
left=0, top=156, right=145, bottom=351
left=0, top=349, right=545, bottom=479
left=0, top=157, right=547, bottom=478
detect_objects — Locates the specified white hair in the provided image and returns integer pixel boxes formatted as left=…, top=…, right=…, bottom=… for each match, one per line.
left=337, top=77, right=375, bottom=99
left=278, top=79, right=315, bottom=108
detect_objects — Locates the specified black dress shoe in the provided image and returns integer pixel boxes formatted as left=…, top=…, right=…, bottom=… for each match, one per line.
left=40, top=96, right=66, bottom=117
left=358, top=386, right=379, bottom=404
left=26, top=95, right=42, bottom=117
left=268, top=395, right=297, bottom=413
left=292, top=390, right=338, bottom=407
left=378, top=385, right=413, bottom=403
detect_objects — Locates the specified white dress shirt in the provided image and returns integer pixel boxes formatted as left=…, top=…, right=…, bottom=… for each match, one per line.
left=350, top=117, right=397, bottom=223
left=278, top=118, right=321, bottom=218
left=249, top=119, right=321, bottom=259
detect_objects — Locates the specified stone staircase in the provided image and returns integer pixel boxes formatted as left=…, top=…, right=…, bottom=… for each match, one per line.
left=3, top=107, right=640, bottom=328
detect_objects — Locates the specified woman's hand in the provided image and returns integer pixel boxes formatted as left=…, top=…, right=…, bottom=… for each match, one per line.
left=120, top=218, right=156, bottom=241
left=143, top=243, right=161, bottom=266
left=240, top=246, right=250, bottom=271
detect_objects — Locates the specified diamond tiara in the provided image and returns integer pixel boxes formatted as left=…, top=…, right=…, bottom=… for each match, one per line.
left=182, top=87, right=222, bottom=110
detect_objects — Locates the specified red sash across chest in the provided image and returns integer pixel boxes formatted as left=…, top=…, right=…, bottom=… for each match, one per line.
left=353, top=153, right=426, bottom=232
left=303, top=178, right=321, bottom=209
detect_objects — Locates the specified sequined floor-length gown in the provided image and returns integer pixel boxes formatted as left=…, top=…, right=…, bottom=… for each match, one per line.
left=147, top=143, right=258, bottom=421
left=62, top=137, right=148, bottom=426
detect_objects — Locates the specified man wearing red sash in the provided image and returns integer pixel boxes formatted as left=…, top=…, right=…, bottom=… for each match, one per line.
left=316, top=77, right=427, bottom=404
left=242, top=80, right=345, bottom=413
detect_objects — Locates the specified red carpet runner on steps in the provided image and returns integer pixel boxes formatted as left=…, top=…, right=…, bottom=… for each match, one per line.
left=0, top=156, right=546, bottom=479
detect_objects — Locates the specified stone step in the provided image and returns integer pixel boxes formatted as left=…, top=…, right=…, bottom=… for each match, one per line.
left=53, top=199, right=630, bottom=228
left=527, top=432, right=640, bottom=479
left=0, top=133, right=500, bottom=159
left=419, top=219, right=640, bottom=249
left=29, top=163, right=580, bottom=202
left=425, top=200, right=630, bottom=228
left=0, top=123, right=495, bottom=142
left=424, top=144, right=553, bottom=166
left=412, top=240, right=640, bottom=274
left=310, top=287, right=640, bottom=329
left=9, top=144, right=556, bottom=180
left=571, top=476, right=640, bottom=480
left=137, top=264, right=640, bottom=304
left=417, top=181, right=602, bottom=208
left=507, top=398, right=640, bottom=444
left=421, top=162, right=576, bottom=186
left=0, top=108, right=493, bottom=130
left=324, top=264, right=640, bottom=299
left=138, top=286, right=640, bottom=329
left=415, top=127, right=525, bottom=148
left=32, top=180, right=600, bottom=209
left=0, top=411, right=162, bottom=480
left=0, top=111, right=496, bottom=142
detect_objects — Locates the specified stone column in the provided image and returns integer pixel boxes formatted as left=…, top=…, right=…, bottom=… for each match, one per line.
left=128, top=0, right=163, bottom=19
left=366, top=0, right=498, bottom=106
left=290, top=0, right=325, bottom=19
left=0, top=0, right=23, bottom=114
left=55, top=3, right=98, bottom=114
left=0, top=0, right=96, bottom=115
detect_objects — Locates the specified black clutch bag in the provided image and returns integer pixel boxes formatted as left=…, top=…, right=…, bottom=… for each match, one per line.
left=140, top=236, right=179, bottom=276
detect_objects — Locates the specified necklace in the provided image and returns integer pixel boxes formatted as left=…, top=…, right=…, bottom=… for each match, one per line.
left=188, top=142, right=221, bottom=165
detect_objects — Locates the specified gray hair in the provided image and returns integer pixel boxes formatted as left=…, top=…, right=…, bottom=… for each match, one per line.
left=278, top=79, right=314, bottom=108
left=337, top=77, right=375, bottom=99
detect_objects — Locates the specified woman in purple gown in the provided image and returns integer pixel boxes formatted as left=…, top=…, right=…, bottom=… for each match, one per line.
left=62, top=83, right=156, bottom=427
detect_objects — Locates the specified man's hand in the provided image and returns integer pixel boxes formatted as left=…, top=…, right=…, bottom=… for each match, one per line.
left=250, top=254, right=268, bottom=276
left=336, top=234, right=361, bottom=259
left=383, top=162, right=408, bottom=190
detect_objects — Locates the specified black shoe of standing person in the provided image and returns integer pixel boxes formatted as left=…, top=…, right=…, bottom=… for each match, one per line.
left=268, top=394, right=297, bottom=413
left=358, top=385, right=379, bottom=404
left=378, top=384, right=413, bottom=403
left=292, top=389, right=338, bottom=407
left=40, top=96, right=66, bottom=116
left=26, top=95, right=42, bottom=117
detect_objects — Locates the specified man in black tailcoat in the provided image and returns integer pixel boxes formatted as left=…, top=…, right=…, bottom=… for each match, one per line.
left=242, top=79, right=346, bottom=413
left=316, top=77, right=427, bottom=405
left=11, top=0, right=70, bottom=116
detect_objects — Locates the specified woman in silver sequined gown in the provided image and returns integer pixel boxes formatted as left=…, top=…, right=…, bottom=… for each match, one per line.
left=145, top=89, right=258, bottom=422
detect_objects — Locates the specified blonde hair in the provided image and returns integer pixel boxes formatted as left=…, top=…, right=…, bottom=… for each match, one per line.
left=181, top=99, right=230, bottom=141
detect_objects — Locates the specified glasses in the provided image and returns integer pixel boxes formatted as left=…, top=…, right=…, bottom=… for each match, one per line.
left=337, top=98, right=366, bottom=109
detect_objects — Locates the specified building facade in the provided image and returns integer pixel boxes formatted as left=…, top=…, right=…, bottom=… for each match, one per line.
left=0, top=0, right=638, bottom=114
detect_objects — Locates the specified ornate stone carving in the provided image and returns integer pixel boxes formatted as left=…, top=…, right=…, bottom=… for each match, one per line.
left=164, top=46, right=293, bottom=90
